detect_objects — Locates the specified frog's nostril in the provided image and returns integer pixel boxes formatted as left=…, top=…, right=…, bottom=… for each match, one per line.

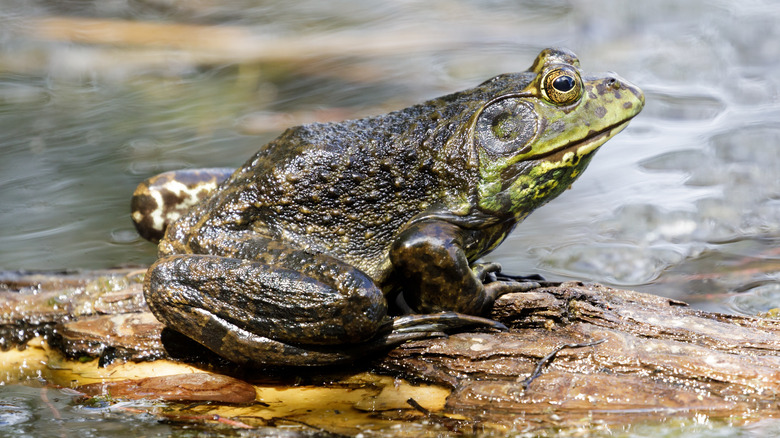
left=606, top=77, right=619, bottom=89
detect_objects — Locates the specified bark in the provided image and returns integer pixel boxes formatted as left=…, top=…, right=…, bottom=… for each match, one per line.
left=2, top=269, right=780, bottom=434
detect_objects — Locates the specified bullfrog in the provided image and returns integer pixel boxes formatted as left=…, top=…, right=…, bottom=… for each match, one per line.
left=131, top=48, right=644, bottom=366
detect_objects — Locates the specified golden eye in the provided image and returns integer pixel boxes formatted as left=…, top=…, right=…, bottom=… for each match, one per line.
left=542, top=67, right=582, bottom=105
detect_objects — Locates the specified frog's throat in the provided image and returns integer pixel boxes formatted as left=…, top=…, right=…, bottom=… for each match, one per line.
left=410, top=122, right=632, bottom=230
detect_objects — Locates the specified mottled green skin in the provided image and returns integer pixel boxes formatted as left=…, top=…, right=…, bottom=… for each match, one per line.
left=138, top=48, right=644, bottom=366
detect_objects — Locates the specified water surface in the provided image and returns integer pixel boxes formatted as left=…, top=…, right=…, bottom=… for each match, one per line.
left=0, top=0, right=779, bottom=435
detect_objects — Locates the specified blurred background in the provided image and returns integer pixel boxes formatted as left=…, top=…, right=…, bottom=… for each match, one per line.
left=0, top=0, right=778, bottom=316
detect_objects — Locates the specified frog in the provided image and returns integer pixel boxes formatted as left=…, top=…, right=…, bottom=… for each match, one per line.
left=131, top=48, right=644, bottom=366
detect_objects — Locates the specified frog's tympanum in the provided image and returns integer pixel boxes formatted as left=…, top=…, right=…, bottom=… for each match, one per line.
left=132, top=48, right=644, bottom=366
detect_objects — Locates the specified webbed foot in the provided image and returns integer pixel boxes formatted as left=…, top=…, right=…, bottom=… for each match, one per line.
left=306, top=311, right=509, bottom=365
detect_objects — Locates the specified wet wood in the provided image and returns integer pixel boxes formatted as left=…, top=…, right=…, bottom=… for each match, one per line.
left=2, top=269, right=780, bottom=434
left=381, top=283, right=780, bottom=427
left=78, top=372, right=257, bottom=403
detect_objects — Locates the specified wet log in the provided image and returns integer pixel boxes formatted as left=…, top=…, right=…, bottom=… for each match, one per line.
left=2, top=269, right=780, bottom=434
left=382, top=283, right=780, bottom=427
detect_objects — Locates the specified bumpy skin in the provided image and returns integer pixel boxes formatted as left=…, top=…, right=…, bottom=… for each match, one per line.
left=134, top=48, right=644, bottom=366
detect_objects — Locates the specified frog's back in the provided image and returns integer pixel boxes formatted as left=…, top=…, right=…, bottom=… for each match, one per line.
left=162, top=108, right=444, bottom=279
left=159, top=75, right=542, bottom=278
left=249, top=116, right=440, bottom=260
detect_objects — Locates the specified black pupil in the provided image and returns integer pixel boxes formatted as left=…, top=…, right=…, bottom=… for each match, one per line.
left=552, top=75, right=575, bottom=92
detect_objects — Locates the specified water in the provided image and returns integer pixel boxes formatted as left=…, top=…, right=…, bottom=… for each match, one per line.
left=1, top=0, right=779, bottom=435
left=0, top=385, right=176, bottom=438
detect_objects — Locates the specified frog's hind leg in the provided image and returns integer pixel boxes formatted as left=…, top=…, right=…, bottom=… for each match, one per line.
left=131, top=168, right=234, bottom=243
left=145, top=252, right=506, bottom=366
left=144, top=252, right=395, bottom=366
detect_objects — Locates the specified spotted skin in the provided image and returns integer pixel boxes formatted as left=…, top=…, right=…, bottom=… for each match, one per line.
left=133, top=48, right=644, bottom=366
left=131, top=168, right=233, bottom=243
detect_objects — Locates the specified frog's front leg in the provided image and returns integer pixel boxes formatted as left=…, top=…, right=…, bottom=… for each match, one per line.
left=390, top=220, right=540, bottom=315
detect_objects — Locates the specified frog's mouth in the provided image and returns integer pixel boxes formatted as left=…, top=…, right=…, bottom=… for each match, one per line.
left=538, top=120, right=631, bottom=163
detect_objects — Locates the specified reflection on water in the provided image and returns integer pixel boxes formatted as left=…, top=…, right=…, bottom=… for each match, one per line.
left=0, top=2, right=778, bottom=311
left=0, top=385, right=175, bottom=438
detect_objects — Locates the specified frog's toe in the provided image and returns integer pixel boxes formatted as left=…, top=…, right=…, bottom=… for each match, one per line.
left=494, top=272, right=547, bottom=282
left=392, top=312, right=507, bottom=334
left=472, top=262, right=503, bottom=282
left=483, top=280, right=542, bottom=302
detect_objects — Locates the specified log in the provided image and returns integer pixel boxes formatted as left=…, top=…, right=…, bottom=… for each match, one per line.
left=2, top=268, right=779, bottom=434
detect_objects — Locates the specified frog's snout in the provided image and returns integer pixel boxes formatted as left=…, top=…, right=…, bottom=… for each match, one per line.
left=605, top=71, right=645, bottom=108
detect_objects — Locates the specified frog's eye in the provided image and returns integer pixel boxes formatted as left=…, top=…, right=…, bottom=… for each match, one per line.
left=475, top=98, right=538, bottom=156
left=542, top=67, right=582, bottom=105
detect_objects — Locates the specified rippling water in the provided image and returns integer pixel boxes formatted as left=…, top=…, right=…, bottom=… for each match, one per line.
left=1, top=3, right=778, bottom=303
left=0, top=1, right=779, bottom=434
left=2, top=1, right=779, bottom=308
left=0, top=385, right=176, bottom=438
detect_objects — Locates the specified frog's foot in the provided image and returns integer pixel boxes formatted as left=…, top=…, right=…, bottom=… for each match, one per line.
left=310, top=312, right=509, bottom=363
left=483, top=279, right=542, bottom=301
left=390, top=311, right=507, bottom=335
left=473, top=262, right=546, bottom=283
left=470, top=263, right=550, bottom=309
left=472, top=261, right=504, bottom=283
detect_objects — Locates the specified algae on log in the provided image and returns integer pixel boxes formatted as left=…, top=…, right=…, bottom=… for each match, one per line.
left=2, top=269, right=780, bottom=434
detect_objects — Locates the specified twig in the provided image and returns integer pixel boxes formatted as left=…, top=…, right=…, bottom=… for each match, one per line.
left=519, top=339, right=607, bottom=390
left=406, top=397, right=431, bottom=415
left=40, top=387, right=62, bottom=420
left=40, top=387, right=66, bottom=438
